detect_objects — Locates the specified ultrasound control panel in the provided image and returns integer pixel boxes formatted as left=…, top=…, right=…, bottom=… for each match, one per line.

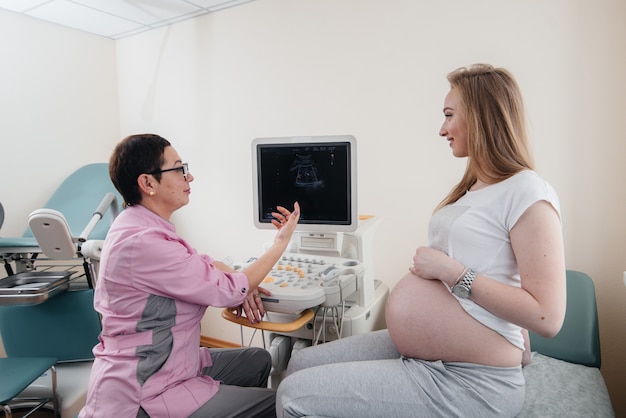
left=239, top=253, right=363, bottom=314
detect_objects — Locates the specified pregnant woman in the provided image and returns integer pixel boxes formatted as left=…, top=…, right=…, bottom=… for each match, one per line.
left=275, top=64, right=566, bottom=418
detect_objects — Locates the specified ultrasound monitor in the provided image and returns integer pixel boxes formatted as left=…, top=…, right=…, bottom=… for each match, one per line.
left=252, top=135, right=357, bottom=235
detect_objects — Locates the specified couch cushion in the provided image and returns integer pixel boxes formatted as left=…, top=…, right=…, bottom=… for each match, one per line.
left=517, top=353, right=613, bottom=417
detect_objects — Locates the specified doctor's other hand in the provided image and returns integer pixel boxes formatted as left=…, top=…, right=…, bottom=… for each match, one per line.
left=236, top=286, right=272, bottom=324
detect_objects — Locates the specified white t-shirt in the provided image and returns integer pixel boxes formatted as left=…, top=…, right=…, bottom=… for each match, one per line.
left=428, top=170, right=561, bottom=350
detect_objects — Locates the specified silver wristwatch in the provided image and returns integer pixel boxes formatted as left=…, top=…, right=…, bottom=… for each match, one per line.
left=452, top=269, right=476, bottom=299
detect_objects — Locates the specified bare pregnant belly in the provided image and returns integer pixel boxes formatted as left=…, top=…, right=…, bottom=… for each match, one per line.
left=385, top=273, right=521, bottom=366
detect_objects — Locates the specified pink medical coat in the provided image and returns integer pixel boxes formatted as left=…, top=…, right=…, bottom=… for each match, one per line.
left=79, top=205, right=249, bottom=418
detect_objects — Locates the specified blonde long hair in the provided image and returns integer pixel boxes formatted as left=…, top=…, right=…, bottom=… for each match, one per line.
left=436, top=64, right=534, bottom=211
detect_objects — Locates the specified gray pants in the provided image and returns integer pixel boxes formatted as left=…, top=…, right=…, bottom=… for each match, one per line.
left=276, top=330, right=524, bottom=418
left=192, top=347, right=276, bottom=418
left=137, top=348, right=275, bottom=418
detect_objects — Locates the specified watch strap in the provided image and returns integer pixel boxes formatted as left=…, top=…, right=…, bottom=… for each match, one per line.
left=452, top=268, right=476, bottom=298
left=458, top=269, right=476, bottom=289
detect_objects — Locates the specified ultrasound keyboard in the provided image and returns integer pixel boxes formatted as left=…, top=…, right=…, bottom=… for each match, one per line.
left=239, top=253, right=363, bottom=314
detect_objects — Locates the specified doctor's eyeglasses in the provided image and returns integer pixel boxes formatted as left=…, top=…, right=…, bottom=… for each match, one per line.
left=149, top=163, right=189, bottom=180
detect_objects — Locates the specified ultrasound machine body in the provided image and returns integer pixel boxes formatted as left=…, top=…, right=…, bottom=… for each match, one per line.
left=229, top=135, right=389, bottom=387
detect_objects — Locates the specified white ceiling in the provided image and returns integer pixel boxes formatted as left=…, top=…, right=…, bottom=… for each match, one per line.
left=0, top=0, right=255, bottom=39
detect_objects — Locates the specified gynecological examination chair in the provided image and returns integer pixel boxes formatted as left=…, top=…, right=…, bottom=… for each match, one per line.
left=0, top=163, right=121, bottom=287
left=0, top=163, right=121, bottom=417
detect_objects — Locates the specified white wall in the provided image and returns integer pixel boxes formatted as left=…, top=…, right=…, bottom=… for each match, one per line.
left=0, top=10, right=120, bottom=236
left=2, top=0, right=625, bottom=414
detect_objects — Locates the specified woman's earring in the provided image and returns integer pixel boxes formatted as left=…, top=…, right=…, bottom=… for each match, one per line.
left=149, top=191, right=155, bottom=196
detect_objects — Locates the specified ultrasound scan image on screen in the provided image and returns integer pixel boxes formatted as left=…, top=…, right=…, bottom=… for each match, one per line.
left=252, top=136, right=357, bottom=233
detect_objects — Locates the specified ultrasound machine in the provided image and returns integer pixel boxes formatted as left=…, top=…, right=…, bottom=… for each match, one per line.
left=221, top=135, right=389, bottom=387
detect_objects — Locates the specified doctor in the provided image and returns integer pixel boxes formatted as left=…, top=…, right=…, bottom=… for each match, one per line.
left=79, top=133, right=299, bottom=418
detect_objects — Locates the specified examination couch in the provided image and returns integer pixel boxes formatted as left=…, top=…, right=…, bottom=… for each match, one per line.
left=517, top=270, right=614, bottom=417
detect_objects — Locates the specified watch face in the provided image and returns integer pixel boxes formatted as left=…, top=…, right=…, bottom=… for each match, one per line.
left=452, top=284, right=470, bottom=298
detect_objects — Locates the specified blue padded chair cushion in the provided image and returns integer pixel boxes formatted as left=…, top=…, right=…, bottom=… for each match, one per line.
left=21, top=163, right=122, bottom=240
left=529, top=270, right=601, bottom=368
left=0, top=289, right=101, bottom=362
left=0, top=357, right=56, bottom=403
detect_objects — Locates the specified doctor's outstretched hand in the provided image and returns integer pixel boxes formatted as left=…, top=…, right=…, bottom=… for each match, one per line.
left=271, top=202, right=300, bottom=244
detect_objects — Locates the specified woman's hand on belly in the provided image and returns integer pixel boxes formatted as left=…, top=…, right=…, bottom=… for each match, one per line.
left=385, top=273, right=522, bottom=367
left=409, top=246, right=465, bottom=288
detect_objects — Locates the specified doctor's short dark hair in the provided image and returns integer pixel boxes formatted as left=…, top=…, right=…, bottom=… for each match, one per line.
left=109, top=133, right=171, bottom=207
